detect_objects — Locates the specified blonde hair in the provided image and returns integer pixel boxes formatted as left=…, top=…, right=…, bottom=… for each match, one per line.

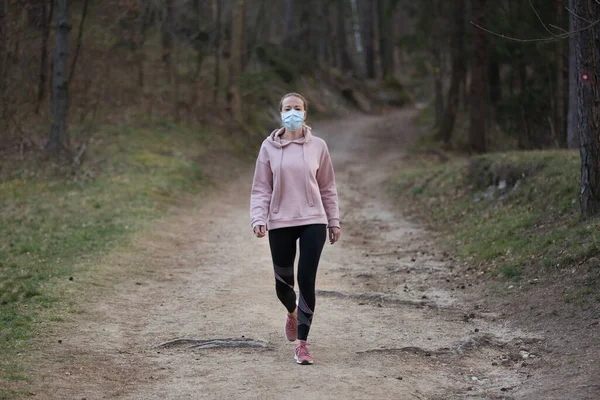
left=279, top=92, right=309, bottom=112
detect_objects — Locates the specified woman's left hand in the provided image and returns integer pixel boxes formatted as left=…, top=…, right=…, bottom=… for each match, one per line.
left=329, top=227, right=341, bottom=245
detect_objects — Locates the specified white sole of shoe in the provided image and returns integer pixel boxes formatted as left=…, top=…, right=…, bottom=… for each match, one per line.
left=294, top=354, right=313, bottom=365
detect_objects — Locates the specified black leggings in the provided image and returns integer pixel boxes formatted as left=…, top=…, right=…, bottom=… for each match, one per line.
left=268, top=224, right=327, bottom=341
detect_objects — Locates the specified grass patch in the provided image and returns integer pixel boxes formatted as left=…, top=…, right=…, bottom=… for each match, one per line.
left=392, top=150, right=600, bottom=301
left=0, top=121, right=234, bottom=392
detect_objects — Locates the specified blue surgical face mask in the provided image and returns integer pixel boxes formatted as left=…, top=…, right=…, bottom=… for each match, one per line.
left=282, top=109, right=305, bottom=131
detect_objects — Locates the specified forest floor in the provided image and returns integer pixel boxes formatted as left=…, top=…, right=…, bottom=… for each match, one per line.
left=8, top=109, right=599, bottom=399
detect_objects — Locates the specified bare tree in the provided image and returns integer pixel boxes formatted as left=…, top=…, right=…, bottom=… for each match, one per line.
left=162, top=0, right=174, bottom=82
left=438, top=0, right=466, bottom=144
left=228, top=0, right=245, bottom=122
left=358, top=0, right=376, bottom=79
left=555, top=0, right=566, bottom=146
left=0, top=0, right=7, bottom=125
left=284, top=0, right=294, bottom=44
left=468, top=0, right=487, bottom=153
left=47, top=0, right=70, bottom=153
left=567, top=0, right=579, bottom=149
left=574, top=0, right=600, bottom=216
left=213, top=0, right=221, bottom=104
left=336, top=0, right=352, bottom=72
left=431, top=0, right=444, bottom=127
left=36, top=0, right=53, bottom=113
left=68, top=0, right=89, bottom=86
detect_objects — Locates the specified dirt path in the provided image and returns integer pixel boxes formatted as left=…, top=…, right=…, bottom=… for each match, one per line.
left=29, top=110, right=546, bottom=399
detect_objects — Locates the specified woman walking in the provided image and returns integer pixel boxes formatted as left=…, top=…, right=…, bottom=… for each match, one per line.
left=250, top=93, right=341, bottom=365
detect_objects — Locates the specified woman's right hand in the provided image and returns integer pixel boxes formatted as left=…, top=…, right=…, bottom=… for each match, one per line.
left=253, top=225, right=266, bottom=238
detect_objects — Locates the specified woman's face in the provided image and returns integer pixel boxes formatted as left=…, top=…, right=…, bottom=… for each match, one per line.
left=281, top=96, right=306, bottom=119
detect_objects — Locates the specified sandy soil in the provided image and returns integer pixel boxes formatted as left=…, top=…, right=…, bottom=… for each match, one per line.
left=19, top=110, right=594, bottom=399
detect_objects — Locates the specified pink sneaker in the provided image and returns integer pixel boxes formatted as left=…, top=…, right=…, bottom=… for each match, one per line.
left=285, top=310, right=298, bottom=341
left=295, top=340, right=313, bottom=365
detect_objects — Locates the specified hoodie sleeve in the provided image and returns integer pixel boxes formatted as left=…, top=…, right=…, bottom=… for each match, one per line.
left=316, top=141, right=340, bottom=228
left=250, top=144, right=273, bottom=229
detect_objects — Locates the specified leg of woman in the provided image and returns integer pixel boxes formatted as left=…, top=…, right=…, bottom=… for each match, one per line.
left=297, top=224, right=327, bottom=341
left=268, top=226, right=300, bottom=313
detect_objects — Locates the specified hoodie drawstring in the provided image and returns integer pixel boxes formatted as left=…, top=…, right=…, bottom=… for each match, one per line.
left=272, top=128, right=314, bottom=214
left=302, top=144, right=314, bottom=207
left=273, top=147, right=284, bottom=214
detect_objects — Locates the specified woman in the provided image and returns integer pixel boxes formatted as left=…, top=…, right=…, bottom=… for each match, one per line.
left=250, top=92, right=341, bottom=365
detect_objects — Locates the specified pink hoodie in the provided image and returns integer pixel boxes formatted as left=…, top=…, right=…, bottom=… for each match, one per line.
left=250, top=126, right=340, bottom=231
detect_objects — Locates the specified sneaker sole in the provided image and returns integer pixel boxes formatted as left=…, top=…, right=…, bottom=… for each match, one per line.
left=294, top=355, right=313, bottom=365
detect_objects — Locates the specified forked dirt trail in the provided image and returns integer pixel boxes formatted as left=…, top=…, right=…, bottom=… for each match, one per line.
left=31, top=110, right=546, bottom=399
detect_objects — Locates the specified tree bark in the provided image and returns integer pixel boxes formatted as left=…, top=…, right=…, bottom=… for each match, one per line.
left=358, top=0, right=376, bottom=79
left=468, top=0, right=487, bottom=153
left=213, top=0, right=221, bottom=104
left=317, top=0, right=329, bottom=68
left=555, top=0, right=566, bottom=147
left=47, top=0, right=70, bottom=153
left=437, top=0, right=466, bottom=144
left=378, top=0, right=395, bottom=78
left=0, top=0, right=7, bottom=124
left=162, top=0, right=174, bottom=83
left=431, top=0, right=444, bottom=127
left=68, top=0, right=89, bottom=86
left=567, top=0, right=579, bottom=149
left=336, top=0, right=352, bottom=72
left=228, top=0, right=245, bottom=123
left=284, top=0, right=294, bottom=44
left=574, top=0, right=600, bottom=217
left=36, top=0, right=53, bottom=113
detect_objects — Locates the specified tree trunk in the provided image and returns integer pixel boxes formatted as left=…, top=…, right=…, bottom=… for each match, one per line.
left=317, top=0, right=329, bottom=68
left=358, top=0, right=376, bottom=79
left=555, top=0, right=566, bottom=147
left=371, top=0, right=382, bottom=81
left=431, top=0, right=444, bottom=127
left=336, top=0, right=352, bottom=72
left=162, top=0, right=174, bottom=83
left=284, top=0, right=294, bottom=44
left=378, top=0, right=394, bottom=78
left=437, top=0, right=466, bottom=144
left=0, top=0, right=7, bottom=124
left=574, top=0, right=600, bottom=217
left=36, top=0, right=53, bottom=113
left=567, top=0, right=579, bottom=149
left=468, top=0, right=487, bottom=153
left=68, top=0, right=89, bottom=86
left=47, top=0, right=70, bottom=153
left=213, top=0, right=221, bottom=104
left=228, top=0, right=245, bottom=123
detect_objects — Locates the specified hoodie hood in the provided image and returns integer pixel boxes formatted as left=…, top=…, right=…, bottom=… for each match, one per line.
left=267, top=126, right=313, bottom=148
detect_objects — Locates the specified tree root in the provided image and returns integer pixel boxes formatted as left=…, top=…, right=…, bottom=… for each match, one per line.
left=153, top=337, right=268, bottom=349
left=357, top=346, right=450, bottom=356
left=315, top=289, right=439, bottom=309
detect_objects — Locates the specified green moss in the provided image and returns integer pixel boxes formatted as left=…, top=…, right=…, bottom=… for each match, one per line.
left=392, top=150, right=600, bottom=295
left=0, top=121, right=228, bottom=386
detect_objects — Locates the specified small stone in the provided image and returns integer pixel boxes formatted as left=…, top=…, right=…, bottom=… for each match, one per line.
left=474, top=329, right=479, bottom=333
left=508, top=285, right=514, bottom=289
left=396, top=376, right=403, bottom=380
left=492, top=362, right=498, bottom=366
left=68, top=277, right=73, bottom=281
left=58, top=340, right=62, bottom=344
left=135, top=282, right=142, bottom=285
